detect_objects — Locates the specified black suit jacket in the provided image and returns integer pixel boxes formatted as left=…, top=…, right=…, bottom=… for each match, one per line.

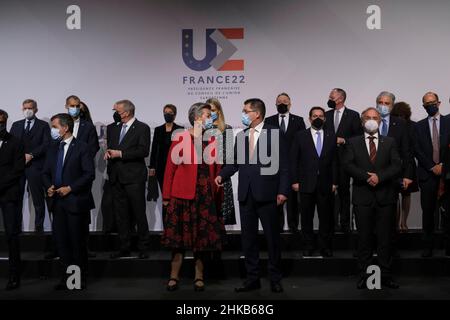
left=106, top=119, right=151, bottom=185
left=219, top=123, right=290, bottom=202
left=75, top=119, right=100, bottom=159
left=290, top=129, right=338, bottom=194
left=385, top=115, right=414, bottom=179
left=264, top=113, right=306, bottom=146
left=0, top=132, right=25, bottom=203
left=343, top=135, right=402, bottom=206
left=324, top=107, right=363, bottom=140
left=149, top=123, right=184, bottom=172
left=414, top=115, right=450, bottom=182
left=42, top=137, right=95, bottom=213
left=10, top=117, right=51, bottom=170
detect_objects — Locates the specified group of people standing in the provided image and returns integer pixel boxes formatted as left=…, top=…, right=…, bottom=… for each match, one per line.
left=0, top=89, right=449, bottom=292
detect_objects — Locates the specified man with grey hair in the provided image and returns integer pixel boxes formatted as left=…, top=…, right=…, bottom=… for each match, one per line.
left=343, top=107, right=401, bottom=289
left=376, top=91, right=414, bottom=256
left=324, top=88, right=363, bottom=233
left=105, top=99, right=151, bottom=259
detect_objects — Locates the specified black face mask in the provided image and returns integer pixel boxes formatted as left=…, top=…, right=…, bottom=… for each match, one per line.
left=164, top=113, right=175, bottom=123
left=113, top=111, right=122, bottom=123
left=0, top=123, right=7, bottom=139
left=424, top=104, right=439, bottom=117
left=327, top=99, right=336, bottom=109
left=277, top=103, right=288, bottom=114
left=311, top=118, right=324, bottom=129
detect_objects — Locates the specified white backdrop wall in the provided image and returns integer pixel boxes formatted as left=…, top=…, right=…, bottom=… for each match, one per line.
left=1, top=0, right=449, bottom=231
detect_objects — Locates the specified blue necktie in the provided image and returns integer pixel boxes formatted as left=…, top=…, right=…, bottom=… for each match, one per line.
left=55, top=141, right=66, bottom=187
left=119, top=124, right=127, bottom=144
left=316, top=131, right=322, bottom=156
left=381, top=118, right=388, bottom=136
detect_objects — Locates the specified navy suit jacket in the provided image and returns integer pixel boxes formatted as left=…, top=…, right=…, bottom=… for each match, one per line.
left=10, top=117, right=51, bottom=170
left=290, top=128, right=338, bottom=194
left=75, top=119, right=100, bottom=159
left=264, top=113, right=306, bottom=147
left=414, top=115, right=450, bottom=182
left=42, top=137, right=95, bottom=213
left=219, top=123, right=290, bottom=202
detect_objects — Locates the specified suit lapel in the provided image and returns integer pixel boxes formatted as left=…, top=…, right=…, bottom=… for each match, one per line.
left=307, top=129, right=320, bottom=159
left=77, top=120, right=86, bottom=139
left=63, top=139, right=76, bottom=169
left=424, top=118, right=433, bottom=148
left=358, top=135, right=374, bottom=168
left=374, top=135, right=386, bottom=167
left=120, top=121, right=137, bottom=145
left=336, top=109, right=347, bottom=133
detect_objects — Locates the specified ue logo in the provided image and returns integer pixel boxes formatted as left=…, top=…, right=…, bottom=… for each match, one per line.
left=182, top=28, right=244, bottom=71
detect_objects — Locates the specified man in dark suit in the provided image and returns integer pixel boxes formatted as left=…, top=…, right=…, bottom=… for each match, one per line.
left=291, top=106, right=338, bottom=257
left=105, top=100, right=151, bottom=259
left=375, top=91, right=415, bottom=257
left=343, top=107, right=402, bottom=289
left=216, top=98, right=290, bottom=293
left=324, top=88, right=362, bottom=233
left=42, top=113, right=95, bottom=290
left=65, top=95, right=99, bottom=259
left=65, top=95, right=99, bottom=159
left=10, top=99, right=51, bottom=232
left=264, top=93, right=306, bottom=233
left=414, top=92, right=450, bottom=257
left=0, top=109, right=25, bottom=290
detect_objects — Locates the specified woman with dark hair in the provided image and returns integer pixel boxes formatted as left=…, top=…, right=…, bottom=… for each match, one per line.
left=205, top=98, right=236, bottom=225
left=149, top=104, right=184, bottom=189
left=391, top=101, right=419, bottom=231
left=162, top=102, right=225, bottom=292
left=79, top=101, right=93, bottom=124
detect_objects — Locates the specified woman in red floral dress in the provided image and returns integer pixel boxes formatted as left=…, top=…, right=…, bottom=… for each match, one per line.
left=162, top=102, right=225, bottom=292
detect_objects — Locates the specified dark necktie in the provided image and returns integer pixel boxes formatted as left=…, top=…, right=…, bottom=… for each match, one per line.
left=55, top=141, right=66, bottom=187
left=25, top=120, right=31, bottom=133
left=432, top=117, right=440, bottom=164
left=368, top=136, right=377, bottom=164
left=280, top=115, right=286, bottom=133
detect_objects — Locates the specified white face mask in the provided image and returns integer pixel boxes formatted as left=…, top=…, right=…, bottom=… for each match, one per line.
left=364, top=119, right=379, bottom=133
left=23, top=109, right=35, bottom=120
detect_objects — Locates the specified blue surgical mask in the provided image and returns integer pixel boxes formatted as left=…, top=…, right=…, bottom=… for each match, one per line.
left=211, top=111, right=218, bottom=122
left=68, top=107, right=80, bottom=118
left=376, top=104, right=390, bottom=117
left=51, top=127, right=61, bottom=140
left=203, top=117, right=213, bottom=130
left=242, top=112, right=251, bottom=127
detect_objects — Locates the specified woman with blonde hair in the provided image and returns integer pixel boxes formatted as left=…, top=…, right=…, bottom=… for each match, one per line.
left=206, top=98, right=236, bottom=225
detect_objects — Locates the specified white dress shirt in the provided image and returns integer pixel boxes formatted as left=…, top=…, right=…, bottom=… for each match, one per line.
left=24, top=118, right=36, bottom=131
left=310, top=127, right=324, bottom=150
left=364, top=132, right=379, bottom=155
left=428, top=113, right=440, bottom=137
left=61, top=135, right=74, bottom=162
left=333, top=106, right=345, bottom=129
left=249, top=121, right=265, bottom=149
left=121, top=117, right=136, bottom=135
left=278, top=112, right=289, bottom=131
left=73, top=118, right=80, bottom=138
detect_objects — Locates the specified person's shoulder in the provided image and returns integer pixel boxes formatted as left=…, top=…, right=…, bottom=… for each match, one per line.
left=264, top=114, right=278, bottom=123
left=4, top=132, right=20, bottom=145
left=343, top=108, right=360, bottom=118
left=390, top=115, right=406, bottom=125
left=416, top=117, right=429, bottom=127
left=347, top=134, right=364, bottom=144
left=134, top=119, right=150, bottom=130
left=289, top=113, right=304, bottom=121
left=35, top=118, right=49, bottom=126
left=11, top=119, right=24, bottom=128
left=263, top=123, right=278, bottom=130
